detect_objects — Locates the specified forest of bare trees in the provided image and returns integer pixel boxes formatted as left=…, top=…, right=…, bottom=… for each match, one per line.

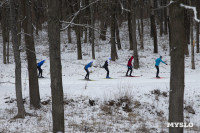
left=1, top=0, right=200, bottom=132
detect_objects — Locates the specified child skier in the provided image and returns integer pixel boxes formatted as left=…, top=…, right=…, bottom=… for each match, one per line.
left=103, top=57, right=111, bottom=78
left=37, top=60, right=45, bottom=78
left=155, top=56, right=167, bottom=78
left=126, top=56, right=134, bottom=76
left=84, top=61, right=93, bottom=80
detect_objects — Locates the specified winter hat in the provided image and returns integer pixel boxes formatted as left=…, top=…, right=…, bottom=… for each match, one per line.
left=108, top=57, right=111, bottom=60
left=160, top=56, right=162, bottom=58
left=90, top=61, right=93, bottom=64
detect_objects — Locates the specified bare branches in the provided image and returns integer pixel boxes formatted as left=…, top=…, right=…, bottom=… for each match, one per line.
left=60, top=0, right=100, bottom=31
left=0, top=0, right=8, bottom=7
left=119, top=0, right=130, bottom=13
left=180, top=3, right=200, bottom=23
left=153, top=0, right=175, bottom=11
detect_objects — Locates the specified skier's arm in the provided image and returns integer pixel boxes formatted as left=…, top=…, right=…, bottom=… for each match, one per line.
left=161, top=60, right=167, bottom=65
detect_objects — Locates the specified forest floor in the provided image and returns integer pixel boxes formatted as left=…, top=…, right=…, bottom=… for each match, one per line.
left=0, top=21, right=200, bottom=132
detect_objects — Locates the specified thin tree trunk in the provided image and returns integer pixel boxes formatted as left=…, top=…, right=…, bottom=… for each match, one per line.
left=67, top=26, right=72, bottom=43
left=140, top=0, right=144, bottom=50
left=111, top=0, right=118, bottom=61
left=169, top=1, right=185, bottom=133
left=115, top=18, right=121, bottom=50
left=150, top=0, right=158, bottom=53
left=196, top=0, right=200, bottom=53
left=23, top=0, right=40, bottom=109
left=100, top=20, right=107, bottom=40
left=84, top=27, right=88, bottom=43
left=131, top=0, right=139, bottom=69
left=75, top=17, right=82, bottom=60
left=90, top=0, right=95, bottom=59
left=48, top=0, right=65, bottom=132
left=6, top=36, right=9, bottom=63
left=1, top=7, right=7, bottom=64
left=190, top=15, right=195, bottom=69
left=10, top=0, right=26, bottom=118
left=128, top=0, right=133, bottom=50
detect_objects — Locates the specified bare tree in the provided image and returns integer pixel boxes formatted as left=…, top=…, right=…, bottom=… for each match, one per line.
left=10, top=0, right=26, bottom=118
left=128, top=0, right=133, bottom=50
left=48, top=0, right=65, bottom=132
left=90, top=0, right=95, bottom=59
left=131, top=0, right=139, bottom=69
left=22, top=0, right=41, bottom=109
left=190, top=15, right=195, bottom=69
left=150, top=0, right=158, bottom=53
left=196, top=0, right=200, bottom=53
left=169, top=1, right=185, bottom=133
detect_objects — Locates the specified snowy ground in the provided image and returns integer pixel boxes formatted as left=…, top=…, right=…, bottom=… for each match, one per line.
left=0, top=21, right=200, bottom=132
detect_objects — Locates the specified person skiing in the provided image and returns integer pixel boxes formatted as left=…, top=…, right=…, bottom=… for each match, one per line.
left=155, top=56, right=167, bottom=78
left=37, top=60, right=45, bottom=78
left=103, top=57, right=111, bottom=78
left=84, top=61, right=93, bottom=80
left=126, top=56, right=134, bottom=76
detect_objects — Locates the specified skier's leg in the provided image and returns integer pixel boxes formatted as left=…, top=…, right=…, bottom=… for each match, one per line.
left=129, top=67, right=132, bottom=76
left=105, top=67, right=109, bottom=77
left=41, top=69, right=43, bottom=77
left=126, top=67, right=129, bottom=76
left=156, top=66, right=159, bottom=77
left=87, top=69, right=89, bottom=79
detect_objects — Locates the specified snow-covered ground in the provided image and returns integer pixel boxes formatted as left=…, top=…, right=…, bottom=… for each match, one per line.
left=0, top=21, right=200, bottom=132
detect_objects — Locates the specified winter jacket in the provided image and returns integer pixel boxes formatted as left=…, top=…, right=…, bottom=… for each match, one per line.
left=37, top=60, right=45, bottom=67
left=127, top=56, right=134, bottom=66
left=103, top=58, right=111, bottom=68
left=155, top=58, right=166, bottom=66
left=85, top=62, right=93, bottom=69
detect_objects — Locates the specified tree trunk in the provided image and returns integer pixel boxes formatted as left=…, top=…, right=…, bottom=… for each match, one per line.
left=190, top=15, right=195, bottom=69
left=10, top=0, right=26, bottom=118
left=84, top=27, right=88, bottom=43
left=48, top=0, right=65, bottom=132
left=184, top=1, right=189, bottom=55
left=196, top=0, right=200, bottom=53
left=128, top=0, right=133, bottom=50
left=90, top=0, right=95, bottom=59
left=67, top=26, right=72, bottom=43
left=150, top=0, right=158, bottom=53
left=140, top=0, right=144, bottom=50
left=115, top=19, right=121, bottom=50
left=1, top=7, right=8, bottom=64
left=100, top=20, right=107, bottom=40
left=110, top=0, right=118, bottom=61
left=6, top=37, right=9, bottom=63
left=131, top=0, right=139, bottom=69
left=169, top=1, right=185, bottom=133
left=23, top=0, right=41, bottom=109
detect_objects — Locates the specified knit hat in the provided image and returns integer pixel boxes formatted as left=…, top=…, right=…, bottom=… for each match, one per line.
left=108, top=57, right=111, bottom=60
left=160, top=56, right=162, bottom=58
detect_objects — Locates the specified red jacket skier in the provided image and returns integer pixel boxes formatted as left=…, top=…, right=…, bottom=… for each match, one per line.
left=126, top=56, right=133, bottom=76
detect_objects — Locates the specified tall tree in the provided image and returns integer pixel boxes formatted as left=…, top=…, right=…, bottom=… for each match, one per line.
left=10, top=0, right=26, bottom=118
left=131, top=0, right=139, bottom=69
left=110, top=0, right=118, bottom=61
left=190, top=15, right=195, bottom=69
left=169, top=1, right=185, bottom=133
left=48, top=0, right=65, bottom=132
left=150, top=0, right=158, bottom=53
left=90, top=0, right=95, bottom=59
left=128, top=0, right=133, bottom=50
left=196, top=0, right=200, bottom=53
left=22, top=0, right=41, bottom=109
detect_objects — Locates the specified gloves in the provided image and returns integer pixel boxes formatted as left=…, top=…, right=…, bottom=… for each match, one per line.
left=166, top=64, right=168, bottom=65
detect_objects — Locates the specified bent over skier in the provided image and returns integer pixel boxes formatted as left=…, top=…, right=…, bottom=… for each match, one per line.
left=126, top=56, right=133, bottom=76
left=84, top=61, right=93, bottom=80
left=155, top=56, right=167, bottom=78
left=37, top=60, right=45, bottom=78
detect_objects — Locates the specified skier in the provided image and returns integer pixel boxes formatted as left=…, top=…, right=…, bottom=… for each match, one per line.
left=126, top=56, right=134, bottom=76
left=155, top=56, right=167, bottom=78
left=103, top=57, right=111, bottom=78
left=37, top=60, right=45, bottom=78
left=84, top=61, right=93, bottom=80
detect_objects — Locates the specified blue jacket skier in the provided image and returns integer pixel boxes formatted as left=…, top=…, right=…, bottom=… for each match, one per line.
left=37, top=60, right=45, bottom=78
left=155, top=56, right=167, bottom=78
left=84, top=61, right=93, bottom=79
left=103, top=57, right=111, bottom=78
